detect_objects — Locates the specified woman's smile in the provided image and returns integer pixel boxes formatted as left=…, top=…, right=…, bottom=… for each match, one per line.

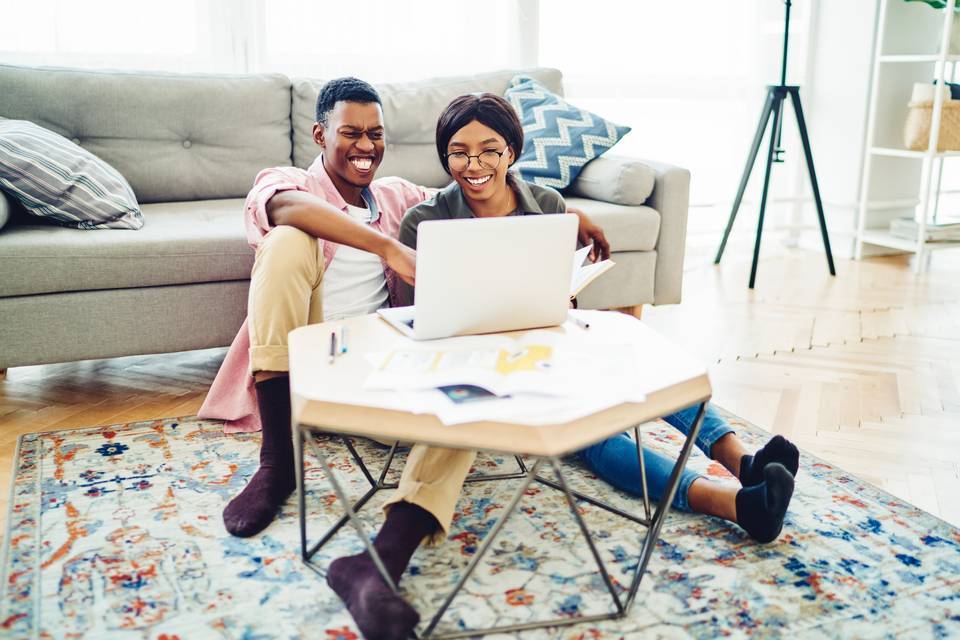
left=464, top=174, right=493, bottom=190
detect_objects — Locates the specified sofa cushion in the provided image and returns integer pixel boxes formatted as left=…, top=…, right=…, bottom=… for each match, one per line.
left=291, top=68, right=564, bottom=188
left=0, top=65, right=292, bottom=204
left=506, top=75, right=631, bottom=191
left=1, top=119, right=143, bottom=229
left=568, top=155, right=656, bottom=206
left=0, top=198, right=253, bottom=297
left=565, top=197, right=660, bottom=252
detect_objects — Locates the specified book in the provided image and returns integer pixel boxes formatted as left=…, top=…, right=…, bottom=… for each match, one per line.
left=889, top=217, right=960, bottom=242
left=570, top=244, right=616, bottom=297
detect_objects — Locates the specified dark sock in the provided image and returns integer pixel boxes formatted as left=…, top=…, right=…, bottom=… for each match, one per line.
left=735, top=463, right=795, bottom=543
left=739, top=434, right=800, bottom=486
left=327, top=502, right=440, bottom=640
left=222, top=376, right=296, bottom=537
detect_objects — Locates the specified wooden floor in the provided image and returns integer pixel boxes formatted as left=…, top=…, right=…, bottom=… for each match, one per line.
left=2, top=241, right=960, bottom=535
left=645, top=241, right=960, bottom=529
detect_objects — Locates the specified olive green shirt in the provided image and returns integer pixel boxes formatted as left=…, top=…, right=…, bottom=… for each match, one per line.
left=395, top=174, right=566, bottom=306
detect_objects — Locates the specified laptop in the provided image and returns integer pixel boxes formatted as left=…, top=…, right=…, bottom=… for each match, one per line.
left=378, top=214, right=579, bottom=340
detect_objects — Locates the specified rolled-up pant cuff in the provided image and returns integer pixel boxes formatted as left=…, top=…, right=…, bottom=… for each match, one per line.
left=382, top=485, right=455, bottom=546
left=381, top=445, right=476, bottom=546
left=249, top=345, right=290, bottom=375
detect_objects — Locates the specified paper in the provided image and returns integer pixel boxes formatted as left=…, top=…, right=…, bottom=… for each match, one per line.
left=365, top=332, right=568, bottom=397
left=362, top=324, right=649, bottom=426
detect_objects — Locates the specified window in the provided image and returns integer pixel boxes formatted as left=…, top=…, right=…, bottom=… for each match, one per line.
left=0, top=0, right=219, bottom=72
left=539, top=1, right=813, bottom=205
left=254, top=0, right=526, bottom=81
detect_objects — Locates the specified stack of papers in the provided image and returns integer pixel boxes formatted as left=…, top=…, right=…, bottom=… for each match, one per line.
left=362, top=321, right=647, bottom=426
left=889, top=217, right=960, bottom=242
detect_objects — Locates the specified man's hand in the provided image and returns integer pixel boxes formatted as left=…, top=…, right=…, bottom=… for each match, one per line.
left=383, top=239, right=416, bottom=286
left=568, top=207, right=611, bottom=262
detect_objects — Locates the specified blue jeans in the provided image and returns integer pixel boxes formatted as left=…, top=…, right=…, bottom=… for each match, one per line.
left=575, top=404, right=734, bottom=512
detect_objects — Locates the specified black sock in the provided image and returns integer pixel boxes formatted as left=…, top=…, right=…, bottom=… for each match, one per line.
left=222, top=376, right=296, bottom=537
left=327, top=502, right=440, bottom=639
left=740, top=434, right=800, bottom=486
left=735, top=463, right=795, bottom=543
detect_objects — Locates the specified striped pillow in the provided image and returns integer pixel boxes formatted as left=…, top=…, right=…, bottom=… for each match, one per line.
left=505, top=75, right=631, bottom=191
left=0, top=120, right=142, bottom=230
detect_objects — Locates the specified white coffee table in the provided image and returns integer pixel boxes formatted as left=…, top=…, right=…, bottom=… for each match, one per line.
left=288, top=310, right=711, bottom=639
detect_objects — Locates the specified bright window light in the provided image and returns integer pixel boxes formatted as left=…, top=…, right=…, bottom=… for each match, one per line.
left=0, top=0, right=198, bottom=55
left=257, top=0, right=522, bottom=81
left=540, top=0, right=811, bottom=205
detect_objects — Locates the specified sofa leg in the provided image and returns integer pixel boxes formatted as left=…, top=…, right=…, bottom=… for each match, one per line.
left=0, top=368, right=6, bottom=381
left=614, top=305, right=643, bottom=319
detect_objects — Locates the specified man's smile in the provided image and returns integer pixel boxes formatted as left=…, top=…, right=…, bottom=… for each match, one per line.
left=349, top=156, right=374, bottom=172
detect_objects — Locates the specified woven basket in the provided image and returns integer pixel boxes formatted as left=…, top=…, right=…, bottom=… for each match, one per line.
left=904, top=99, right=960, bottom=151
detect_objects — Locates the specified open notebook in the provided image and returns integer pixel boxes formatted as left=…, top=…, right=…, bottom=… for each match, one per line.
left=571, top=244, right=615, bottom=298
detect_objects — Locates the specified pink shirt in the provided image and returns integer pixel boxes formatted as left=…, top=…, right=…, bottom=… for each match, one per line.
left=198, top=156, right=432, bottom=433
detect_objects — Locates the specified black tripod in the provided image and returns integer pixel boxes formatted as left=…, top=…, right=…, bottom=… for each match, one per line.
left=714, top=0, right=835, bottom=288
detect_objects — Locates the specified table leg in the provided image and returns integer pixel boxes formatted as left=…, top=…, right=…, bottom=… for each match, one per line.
left=303, top=431, right=401, bottom=595
left=376, top=440, right=400, bottom=486
left=548, top=458, right=624, bottom=615
left=624, top=401, right=707, bottom=610
left=302, top=435, right=402, bottom=561
left=425, top=456, right=634, bottom=638
left=301, top=438, right=527, bottom=564
left=305, top=486, right=382, bottom=561
left=296, top=421, right=307, bottom=560
left=341, top=436, right=381, bottom=489
left=462, top=455, right=528, bottom=483
left=421, top=458, right=543, bottom=637
left=532, top=473, right=650, bottom=526
left=634, top=425, right=652, bottom=523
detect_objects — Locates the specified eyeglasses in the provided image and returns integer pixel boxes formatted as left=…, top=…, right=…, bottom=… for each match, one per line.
left=445, top=149, right=508, bottom=172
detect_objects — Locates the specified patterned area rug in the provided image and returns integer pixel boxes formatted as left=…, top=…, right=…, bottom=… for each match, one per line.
left=2, top=410, right=959, bottom=639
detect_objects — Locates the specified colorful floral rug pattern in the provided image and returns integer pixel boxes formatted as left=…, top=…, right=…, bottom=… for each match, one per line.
left=2, top=411, right=959, bottom=639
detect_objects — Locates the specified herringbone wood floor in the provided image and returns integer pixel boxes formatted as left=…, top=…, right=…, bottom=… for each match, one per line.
left=3, top=244, right=960, bottom=536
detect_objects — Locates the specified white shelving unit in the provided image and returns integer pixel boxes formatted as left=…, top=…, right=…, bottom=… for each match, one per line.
left=856, top=0, right=960, bottom=269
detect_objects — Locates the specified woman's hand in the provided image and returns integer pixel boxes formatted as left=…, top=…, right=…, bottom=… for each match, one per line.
left=383, top=239, right=416, bottom=286
left=568, top=207, right=611, bottom=262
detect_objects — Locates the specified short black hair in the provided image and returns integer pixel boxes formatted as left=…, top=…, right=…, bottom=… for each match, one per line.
left=315, top=77, right=382, bottom=126
left=435, top=93, right=524, bottom=174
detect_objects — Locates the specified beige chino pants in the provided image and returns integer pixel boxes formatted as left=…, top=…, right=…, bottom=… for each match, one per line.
left=248, top=224, right=474, bottom=542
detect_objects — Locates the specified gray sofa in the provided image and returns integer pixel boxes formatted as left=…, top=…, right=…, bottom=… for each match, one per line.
left=0, top=64, right=690, bottom=371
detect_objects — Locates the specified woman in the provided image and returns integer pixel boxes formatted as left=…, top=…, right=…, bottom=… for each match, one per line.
left=398, top=93, right=799, bottom=543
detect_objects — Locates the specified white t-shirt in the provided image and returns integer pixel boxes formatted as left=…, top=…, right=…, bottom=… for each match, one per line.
left=321, top=204, right=389, bottom=321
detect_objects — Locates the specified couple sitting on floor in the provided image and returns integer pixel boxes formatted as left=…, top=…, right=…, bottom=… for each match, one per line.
left=200, top=77, right=799, bottom=640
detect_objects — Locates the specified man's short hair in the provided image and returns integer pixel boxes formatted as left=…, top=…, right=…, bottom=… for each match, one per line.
left=435, top=93, right=524, bottom=175
left=315, top=77, right=382, bottom=126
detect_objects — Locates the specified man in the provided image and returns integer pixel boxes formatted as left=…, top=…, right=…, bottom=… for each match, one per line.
left=199, top=77, right=610, bottom=638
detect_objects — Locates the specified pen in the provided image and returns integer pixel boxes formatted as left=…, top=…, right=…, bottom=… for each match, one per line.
left=570, top=315, right=590, bottom=330
left=328, top=331, right=337, bottom=364
left=340, top=326, right=348, bottom=354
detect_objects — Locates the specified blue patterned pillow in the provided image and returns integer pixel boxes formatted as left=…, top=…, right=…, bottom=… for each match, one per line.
left=505, top=75, right=631, bottom=190
left=0, top=119, right=142, bottom=230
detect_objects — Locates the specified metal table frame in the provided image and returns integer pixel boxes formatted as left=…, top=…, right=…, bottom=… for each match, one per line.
left=295, top=401, right=706, bottom=639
